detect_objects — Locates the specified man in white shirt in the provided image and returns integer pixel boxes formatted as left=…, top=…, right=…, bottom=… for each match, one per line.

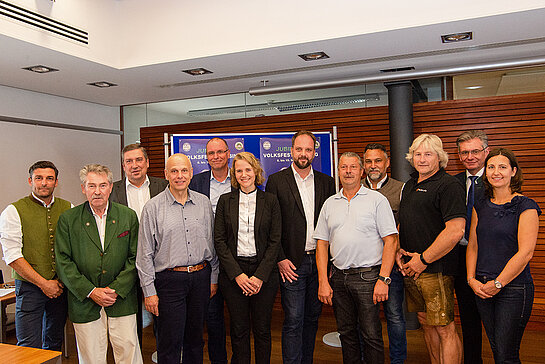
left=314, top=152, right=398, bottom=364
left=0, top=161, right=71, bottom=350
left=266, top=130, right=335, bottom=364
left=109, top=144, right=168, bottom=345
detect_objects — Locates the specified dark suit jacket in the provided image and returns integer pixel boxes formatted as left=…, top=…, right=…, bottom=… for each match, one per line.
left=189, top=170, right=236, bottom=198
left=110, top=176, right=168, bottom=206
left=265, top=167, right=336, bottom=267
left=454, top=171, right=485, bottom=203
left=55, top=202, right=139, bottom=323
left=214, top=189, right=281, bottom=283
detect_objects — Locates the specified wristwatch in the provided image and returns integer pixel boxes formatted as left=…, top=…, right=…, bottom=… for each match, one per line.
left=378, top=275, right=392, bottom=285
left=494, top=279, right=503, bottom=289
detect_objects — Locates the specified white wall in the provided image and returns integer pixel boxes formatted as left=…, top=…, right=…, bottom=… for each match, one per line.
left=3, top=0, right=545, bottom=68
left=0, top=84, right=121, bottom=280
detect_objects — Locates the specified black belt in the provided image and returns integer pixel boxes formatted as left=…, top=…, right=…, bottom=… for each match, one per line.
left=336, top=265, right=380, bottom=275
left=305, top=249, right=316, bottom=255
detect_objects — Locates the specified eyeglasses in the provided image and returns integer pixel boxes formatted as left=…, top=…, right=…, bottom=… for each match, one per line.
left=459, top=148, right=485, bottom=158
left=207, top=150, right=228, bottom=157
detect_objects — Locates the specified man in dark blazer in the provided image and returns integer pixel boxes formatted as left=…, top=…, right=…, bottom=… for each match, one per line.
left=56, top=164, right=142, bottom=363
left=454, top=130, right=490, bottom=364
left=189, top=137, right=233, bottom=364
left=265, top=130, right=335, bottom=364
left=109, top=143, right=168, bottom=348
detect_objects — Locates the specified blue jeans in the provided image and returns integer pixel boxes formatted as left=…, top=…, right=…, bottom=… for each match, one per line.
left=280, top=254, right=322, bottom=364
left=155, top=265, right=211, bottom=364
left=382, top=268, right=407, bottom=364
left=206, top=288, right=228, bottom=364
left=14, top=279, right=67, bottom=351
left=331, top=266, right=384, bottom=364
left=475, top=280, right=533, bottom=364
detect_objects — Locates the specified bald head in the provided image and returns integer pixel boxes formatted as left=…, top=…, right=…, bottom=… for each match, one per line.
left=165, top=153, right=193, bottom=194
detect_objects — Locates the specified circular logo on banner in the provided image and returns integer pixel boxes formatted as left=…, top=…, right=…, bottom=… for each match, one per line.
left=315, top=140, right=320, bottom=149
left=262, top=141, right=271, bottom=150
left=235, top=142, right=244, bottom=151
left=182, top=143, right=191, bottom=152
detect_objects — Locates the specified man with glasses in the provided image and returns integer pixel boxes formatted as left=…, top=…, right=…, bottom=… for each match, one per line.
left=454, top=130, right=489, bottom=364
left=110, top=143, right=168, bottom=347
left=189, top=137, right=234, bottom=364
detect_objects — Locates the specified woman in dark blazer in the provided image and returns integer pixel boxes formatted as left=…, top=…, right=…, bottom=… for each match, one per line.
left=214, top=152, right=281, bottom=364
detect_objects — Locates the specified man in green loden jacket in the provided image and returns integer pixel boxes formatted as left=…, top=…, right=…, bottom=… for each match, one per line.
left=55, top=164, right=142, bottom=364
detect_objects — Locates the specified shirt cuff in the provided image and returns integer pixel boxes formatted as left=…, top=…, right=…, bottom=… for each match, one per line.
left=142, top=283, right=157, bottom=297
left=87, top=287, right=96, bottom=298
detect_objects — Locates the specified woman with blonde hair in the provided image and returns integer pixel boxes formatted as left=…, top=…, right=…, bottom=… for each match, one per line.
left=214, top=152, right=281, bottom=364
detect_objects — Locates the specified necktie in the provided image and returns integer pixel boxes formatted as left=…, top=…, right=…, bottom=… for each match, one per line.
left=465, top=176, right=478, bottom=240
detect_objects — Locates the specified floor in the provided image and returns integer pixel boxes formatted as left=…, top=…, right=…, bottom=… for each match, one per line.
left=4, top=304, right=545, bottom=363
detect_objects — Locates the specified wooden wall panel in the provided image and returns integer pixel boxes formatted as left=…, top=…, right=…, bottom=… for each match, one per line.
left=140, top=92, right=545, bottom=323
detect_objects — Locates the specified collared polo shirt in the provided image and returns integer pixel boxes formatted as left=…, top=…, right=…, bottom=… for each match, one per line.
left=399, top=168, right=466, bottom=275
left=313, top=185, right=397, bottom=270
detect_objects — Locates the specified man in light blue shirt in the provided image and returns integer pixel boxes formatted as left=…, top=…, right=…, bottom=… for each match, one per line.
left=314, top=152, right=398, bottom=364
left=137, top=153, right=218, bottom=364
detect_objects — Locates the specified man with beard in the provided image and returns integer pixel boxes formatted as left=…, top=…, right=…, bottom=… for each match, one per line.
left=0, top=161, right=71, bottom=351
left=266, top=130, right=335, bottom=363
left=363, top=143, right=407, bottom=364
left=314, top=152, right=398, bottom=364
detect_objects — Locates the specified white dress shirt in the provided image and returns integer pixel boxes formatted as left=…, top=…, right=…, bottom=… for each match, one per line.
left=291, top=164, right=316, bottom=251
left=459, top=167, right=484, bottom=246
left=237, top=189, right=257, bottom=257
left=90, top=202, right=108, bottom=251
left=126, top=176, right=151, bottom=221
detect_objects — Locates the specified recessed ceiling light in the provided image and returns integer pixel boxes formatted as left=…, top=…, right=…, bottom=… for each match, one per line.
left=182, top=68, right=213, bottom=76
left=465, top=86, right=483, bottom=90
left=87, top=81, right=118, bottom=88
left=298, top=51, right=329, bottom=61
left=441, top=32, right=473, bottom=43
left=22, top=65, right=59, bottom=74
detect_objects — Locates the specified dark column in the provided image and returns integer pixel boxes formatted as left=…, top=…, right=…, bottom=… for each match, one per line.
left=385, top=81, right=420, bottom=331
left=385, top=81, right=414, bottom=183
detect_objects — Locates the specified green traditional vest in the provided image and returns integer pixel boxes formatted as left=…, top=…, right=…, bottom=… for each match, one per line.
left=12, top=195, right=71, bottom=281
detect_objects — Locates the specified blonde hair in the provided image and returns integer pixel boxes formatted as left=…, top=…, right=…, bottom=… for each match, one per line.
left=230, top=152, right=265, bottom=188
left=405, top=134, right=448, bottom=169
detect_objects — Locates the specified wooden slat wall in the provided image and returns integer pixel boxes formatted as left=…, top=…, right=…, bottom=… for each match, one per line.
left=139, top=91, right=545, bottom=323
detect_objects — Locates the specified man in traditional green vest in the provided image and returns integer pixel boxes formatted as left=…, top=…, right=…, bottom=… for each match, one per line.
left=0, top=161, right=71, bottom=350
left=55, top=164, right=143, bottom=364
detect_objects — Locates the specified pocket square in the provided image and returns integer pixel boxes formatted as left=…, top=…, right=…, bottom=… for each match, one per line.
left=117, top=230, right=130, bottom=238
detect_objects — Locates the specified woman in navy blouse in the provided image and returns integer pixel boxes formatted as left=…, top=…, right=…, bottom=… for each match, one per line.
left=466, top=147, right=541, bottom=363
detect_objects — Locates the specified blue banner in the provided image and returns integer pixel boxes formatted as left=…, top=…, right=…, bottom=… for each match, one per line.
left=171, top=132, right=333, bottom=185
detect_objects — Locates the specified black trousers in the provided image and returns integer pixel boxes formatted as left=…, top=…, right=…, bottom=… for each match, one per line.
left=219, top=258, right=279, bottom=364
left=454, top=244, right=483, bottom=364
left=155, top=265, right=211, bottom=364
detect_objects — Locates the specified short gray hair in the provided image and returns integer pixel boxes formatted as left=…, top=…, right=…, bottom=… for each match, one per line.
left=456, top=130, right=489, bottom=149
left=339, top=152, right=364, bottom=169
left=79, top=164, right=113, bottom=185
left=406, top=134, right=449, bottom=169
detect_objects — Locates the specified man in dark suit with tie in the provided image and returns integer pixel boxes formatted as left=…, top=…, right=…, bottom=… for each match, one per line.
left=189, top=137, right=233, bottom=364
left=109, top=143, right=168, bottom=347
left=454, top=130, right=490, bottom=364
left=266, top=130, right=335, bottom=364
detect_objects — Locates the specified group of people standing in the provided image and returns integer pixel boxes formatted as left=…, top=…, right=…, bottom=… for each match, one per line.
left=0, top=128, right=540, bottom=364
